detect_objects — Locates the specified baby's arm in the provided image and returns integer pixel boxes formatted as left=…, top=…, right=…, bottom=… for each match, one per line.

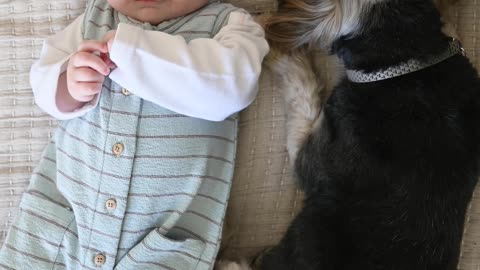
left=108, top=12, right=269, bottom=121
left=31, top=14, right=109, bottom=120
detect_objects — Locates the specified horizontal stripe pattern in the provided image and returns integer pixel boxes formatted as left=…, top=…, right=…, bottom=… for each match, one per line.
left=0, top=1, right=240, bottom=269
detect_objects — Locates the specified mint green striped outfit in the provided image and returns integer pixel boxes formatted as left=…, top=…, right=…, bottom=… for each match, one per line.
left=0, top=1, right=241, bottom=269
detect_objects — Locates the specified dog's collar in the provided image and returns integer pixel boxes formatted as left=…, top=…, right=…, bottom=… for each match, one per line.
left=345, top=39, right=465, bottom=83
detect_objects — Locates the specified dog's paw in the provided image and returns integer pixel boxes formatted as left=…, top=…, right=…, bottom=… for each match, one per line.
left=215, top=260, right=252, bottom=270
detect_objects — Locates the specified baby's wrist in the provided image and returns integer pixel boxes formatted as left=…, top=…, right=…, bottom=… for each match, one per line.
left=56, top=72, right=87, bottom=112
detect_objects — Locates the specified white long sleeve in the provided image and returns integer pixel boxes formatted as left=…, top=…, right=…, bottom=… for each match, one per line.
left=109, top=12, right=269, bottom=121
left=30, top=11, right=269, bottom=121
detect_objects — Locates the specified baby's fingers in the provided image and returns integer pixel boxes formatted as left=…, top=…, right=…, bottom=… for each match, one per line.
left=70, top=82, right=103, bottom=102
left=77, top=40, right=108, bottom=54
left=71, top=52, right=110, bottom=76
left=73, top=93, right=98, bottom=103
left=101, top=52, right=117, bottom=70
left=72, top=66, right=105, bottom=83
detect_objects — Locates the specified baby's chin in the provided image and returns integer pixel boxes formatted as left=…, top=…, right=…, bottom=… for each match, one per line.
left=113, top=0, right=210, bottom=25
left=126, top=9, right=173, bottom=25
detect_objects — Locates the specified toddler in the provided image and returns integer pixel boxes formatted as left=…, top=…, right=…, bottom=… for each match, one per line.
left=0, top=0, right=269, bottom=269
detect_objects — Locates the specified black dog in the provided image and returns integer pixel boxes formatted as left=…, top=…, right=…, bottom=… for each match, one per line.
left=256, top=0, right=480, bottom=269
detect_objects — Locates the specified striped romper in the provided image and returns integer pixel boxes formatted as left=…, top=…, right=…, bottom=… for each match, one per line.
left=0, top=1, right=268, bottom=269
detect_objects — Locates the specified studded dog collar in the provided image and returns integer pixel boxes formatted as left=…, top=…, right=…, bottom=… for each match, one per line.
left=346, top=39, right=465, bottom=83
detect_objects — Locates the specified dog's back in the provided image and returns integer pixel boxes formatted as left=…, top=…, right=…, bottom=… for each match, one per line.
left=323, top=55, right=480, bottom=269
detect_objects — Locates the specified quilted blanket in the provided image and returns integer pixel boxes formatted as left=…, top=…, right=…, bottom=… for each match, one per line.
left=0, top=0, right=478, bottom=269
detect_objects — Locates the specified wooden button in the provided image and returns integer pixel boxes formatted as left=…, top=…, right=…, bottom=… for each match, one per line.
left=94, top=254, right=106, bottom=267
left=112, top=143, right=124, bottom=157
left=121, top=88, right=131, bottom=96
left=105, top=199, right=117, bottom=211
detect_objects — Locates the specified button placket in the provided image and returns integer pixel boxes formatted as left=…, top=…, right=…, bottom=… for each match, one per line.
left=85, top=83, right=140, bottom=268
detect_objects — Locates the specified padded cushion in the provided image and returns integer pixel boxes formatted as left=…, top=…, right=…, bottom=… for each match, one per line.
left=0, top=1, right=479, bottom=269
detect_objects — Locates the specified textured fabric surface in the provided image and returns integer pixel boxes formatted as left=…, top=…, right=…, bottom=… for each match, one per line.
left=0, top=0, right=87, bottom=251
left=0, top=0, right=274, bottom=256
left=0, top=0, right=479, bottom=269
left=0, top=1, right=240, bottom=269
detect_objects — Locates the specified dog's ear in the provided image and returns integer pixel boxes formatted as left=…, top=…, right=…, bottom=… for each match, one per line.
left=265, top=0, right=370, bottom=51
left=264, top=0, right=322, bottom=51
left=432, top=0, right=460, bottom=38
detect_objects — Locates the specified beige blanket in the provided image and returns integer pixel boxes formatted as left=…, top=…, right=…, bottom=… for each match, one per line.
left=0, top=0, right=478, bottom=269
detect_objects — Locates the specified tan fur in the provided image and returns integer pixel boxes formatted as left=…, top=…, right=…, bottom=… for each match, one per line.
left=265, top=0, right=381, bottom=50
left=433, top=0, right=460, bottom=38
left=266, top=48, right=324, bottom=162
left=265, top=0, right=459, bottom=50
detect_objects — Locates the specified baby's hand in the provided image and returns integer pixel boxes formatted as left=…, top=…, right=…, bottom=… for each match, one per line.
left=67, top=40, right=110, bottom=102
left=102, top=31, right=117, bottom=70
left=103, top=30, right=116, bottom=52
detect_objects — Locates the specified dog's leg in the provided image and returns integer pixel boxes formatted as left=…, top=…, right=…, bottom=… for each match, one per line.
left=266, top=48, right=324, bottom=163
left=257, top=197, right=342, bottom=270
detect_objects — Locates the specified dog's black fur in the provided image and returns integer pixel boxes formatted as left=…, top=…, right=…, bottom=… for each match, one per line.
left=261, top=0, right=480, bottom=269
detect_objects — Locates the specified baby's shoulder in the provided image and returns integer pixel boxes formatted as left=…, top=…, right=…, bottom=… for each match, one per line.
left=200, top=2, right=248, bottom=33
